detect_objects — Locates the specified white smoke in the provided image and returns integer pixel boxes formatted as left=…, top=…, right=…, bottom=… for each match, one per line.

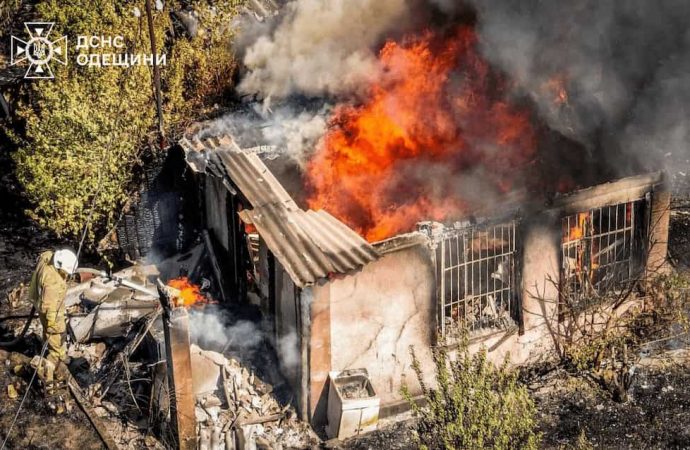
left=276, top=330, right=300, bottom=375
left=199, top=103, right=329, bottom=166
left=236, top=0, right=409, bottom=100
left=188, top=307, right=264, bottom=355
left=188, top=305, right=303, bottom=381
left=199, top=0, right=409, bottom=168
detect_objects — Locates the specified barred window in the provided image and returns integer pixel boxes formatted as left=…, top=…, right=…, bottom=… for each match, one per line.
left=561, top=200, right=645, bottom=307
left=437, top=221, right=519, bottom=339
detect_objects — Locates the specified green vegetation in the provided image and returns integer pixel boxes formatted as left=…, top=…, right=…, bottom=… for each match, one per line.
left=559, top=430, right=594, bottom=450
left=7, top=0, right=242, bottom=248
left=0, top=1, right=21, bottom=29
left=403, top=338, right=541, bottom=450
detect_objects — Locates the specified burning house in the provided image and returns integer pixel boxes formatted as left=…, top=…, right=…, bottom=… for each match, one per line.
left=178, top=128, right=670, bottom=428
left=87, top=0, right=679, bottom=439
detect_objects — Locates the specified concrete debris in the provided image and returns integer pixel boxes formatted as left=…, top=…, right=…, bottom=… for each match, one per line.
left=192, top=344, right=317, bottom=450
left=191, top=344, right=222, bottom=395
left=7, top=383, right=17, bottom=399
left=0, top=245, right=320, bottom=450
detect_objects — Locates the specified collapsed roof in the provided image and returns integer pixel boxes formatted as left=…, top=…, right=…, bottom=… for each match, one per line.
left=180, top=126, right=380, bottom=288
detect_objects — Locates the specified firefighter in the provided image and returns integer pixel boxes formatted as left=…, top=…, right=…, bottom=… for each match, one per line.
left=28, top=249, right=78, bottom=388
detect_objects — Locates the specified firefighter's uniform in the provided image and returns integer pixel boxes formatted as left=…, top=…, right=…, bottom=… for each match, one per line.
left=28, top=251, right=68, bottom=382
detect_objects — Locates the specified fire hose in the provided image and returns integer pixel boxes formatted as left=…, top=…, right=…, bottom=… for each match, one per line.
left=0, top=307, right=37, bottom=348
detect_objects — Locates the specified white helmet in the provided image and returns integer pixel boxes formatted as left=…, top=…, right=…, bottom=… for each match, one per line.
left=53, top=249, right=78, bottom=275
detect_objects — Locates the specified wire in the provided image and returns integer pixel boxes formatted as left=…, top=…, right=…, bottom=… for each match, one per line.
left=0, top=22, right=152, bottom=448
left=0, top=340, right=49, bottom=450
left=0, top=132, right=105, bottom=447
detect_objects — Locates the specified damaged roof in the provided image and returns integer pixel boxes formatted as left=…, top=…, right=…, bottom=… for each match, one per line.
left=180, top=127, right=379, bottom=287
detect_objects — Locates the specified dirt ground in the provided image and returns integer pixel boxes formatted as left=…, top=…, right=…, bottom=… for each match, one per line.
left=0, top=145, right=111, bottom=449
left=0, top=347, right=105, bottom=449
left=335, top=351, right=690, bottom=450
left=2, top=132, right=690, bottom=449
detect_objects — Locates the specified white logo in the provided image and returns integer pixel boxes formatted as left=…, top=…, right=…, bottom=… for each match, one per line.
left=11, top=22, right=68, bottom=79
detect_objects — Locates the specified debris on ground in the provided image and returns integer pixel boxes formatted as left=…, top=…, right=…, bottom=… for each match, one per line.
left=529, top=360, right=690, bottom=448
left=0, top=246, right=319, bottom=449
left=191, top=344, right=319, bottom=449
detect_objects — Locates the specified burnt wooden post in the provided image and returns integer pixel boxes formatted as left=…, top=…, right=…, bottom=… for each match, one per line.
left=158, top=281, right=197, bottom=450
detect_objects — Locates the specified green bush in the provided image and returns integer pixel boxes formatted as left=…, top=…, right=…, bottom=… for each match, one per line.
left=7, top=0, right=242, bottom=249
left=403, top=339, right=541, bottom=450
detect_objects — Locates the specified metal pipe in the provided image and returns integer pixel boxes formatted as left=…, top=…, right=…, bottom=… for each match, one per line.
left=76, top=268, right=159, bottom=298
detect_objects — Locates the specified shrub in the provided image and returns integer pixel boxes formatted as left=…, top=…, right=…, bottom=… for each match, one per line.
left=403, top=338, right=541, bottom=450
left=7, top=0, right=242, bottom=249
left=553, top=271, right=690, bottom=402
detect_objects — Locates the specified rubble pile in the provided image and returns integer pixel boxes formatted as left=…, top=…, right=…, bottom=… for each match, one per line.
left=190, top=344, right=318, bottom=450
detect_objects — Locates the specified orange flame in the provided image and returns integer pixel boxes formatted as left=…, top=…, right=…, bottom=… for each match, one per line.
left=543, top=75, right=569, bottom=106
left=305, top=26, right=536, bottom=241
left=167, top=277, right=206, bottom=307
left=567, top=212, right=589, bottom=241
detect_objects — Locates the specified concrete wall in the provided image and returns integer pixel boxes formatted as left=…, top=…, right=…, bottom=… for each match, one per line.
left=647, top=188, right=671, bottom=274
left=308, top=238, right=437, bottom=421
left=473, top=177, right=671, bottom=365
left=243, top=172, right=670, bottom=426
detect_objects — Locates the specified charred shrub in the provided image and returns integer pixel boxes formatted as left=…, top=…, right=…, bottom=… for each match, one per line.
left=402, top=338, right=541, bottom=450
left=556, top=271, right=690, bottom=402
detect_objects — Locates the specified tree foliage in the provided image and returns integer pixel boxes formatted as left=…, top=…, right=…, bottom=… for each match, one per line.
left=403, top=339, right=541, bottom=450
left=8, top=0, right=241, bottom=248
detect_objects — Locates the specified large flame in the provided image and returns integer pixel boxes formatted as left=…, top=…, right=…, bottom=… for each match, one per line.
left=167, top=277, right=206, bottom=307
left=305, top=26, right=536, bottom=241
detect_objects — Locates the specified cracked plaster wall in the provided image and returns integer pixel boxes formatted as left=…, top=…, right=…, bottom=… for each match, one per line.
left=324, top=243, right=436, bottom=406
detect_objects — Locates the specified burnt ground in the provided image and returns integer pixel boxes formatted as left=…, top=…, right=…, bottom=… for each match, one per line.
left=0, top=348, right=104, bottom=450
left=335, top=360, right=690, bottom=450
left=2, top=137, right=690, bottom=450
left=532, top=361, right=690, bottom=449
left=0, top=143, right=110, bottom=449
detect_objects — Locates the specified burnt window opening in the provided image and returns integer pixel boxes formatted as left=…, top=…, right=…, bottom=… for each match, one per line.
left=437, top=220, right=520, bottom=340
left=560, top=199, right=647, bottom=309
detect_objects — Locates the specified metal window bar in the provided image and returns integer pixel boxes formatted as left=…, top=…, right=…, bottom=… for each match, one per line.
left=438, top=221, right=518, bottom=338
left=561, top=200, right=641, bottom=308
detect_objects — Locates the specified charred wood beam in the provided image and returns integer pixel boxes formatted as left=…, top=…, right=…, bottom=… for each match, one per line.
left=157, top=282, right=196, bottom=450
left=96, top=309, right=161, bottom=402
left=67, top=378, right=119, bottom=450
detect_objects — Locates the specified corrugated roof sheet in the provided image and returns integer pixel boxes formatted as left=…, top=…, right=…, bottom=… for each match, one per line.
left=243, top=204, right=379, bottom=287
left=180, top=127, right=379, bottom=287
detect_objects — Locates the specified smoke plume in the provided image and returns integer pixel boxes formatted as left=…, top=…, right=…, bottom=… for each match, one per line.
left=469, top=0, right=690, bottom=184
left=188, top=305, right=302, bottom=376
left=236, top=0, right=410, bottom=100
left=213, top=0, right=690, bottom=240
